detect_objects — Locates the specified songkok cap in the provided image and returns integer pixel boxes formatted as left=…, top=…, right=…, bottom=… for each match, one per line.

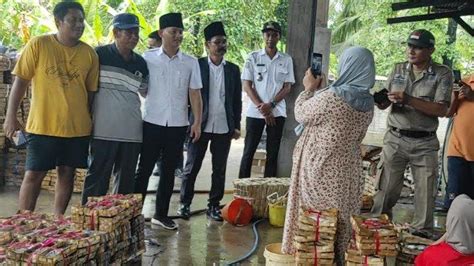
left=159, top=12, right=184, bottom=30
left=204, top=21, right=226, bottom=41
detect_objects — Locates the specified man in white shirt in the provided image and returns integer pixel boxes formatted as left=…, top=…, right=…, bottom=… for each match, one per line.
left=177, top=22, right=242, bottom=221
left=134, top=12, right=203, bottom=230
left=239, top=21, right=295, bottom=178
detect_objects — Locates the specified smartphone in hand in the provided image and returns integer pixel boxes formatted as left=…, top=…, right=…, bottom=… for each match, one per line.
left=12, top=130, right=27, bottom=148
left=453, top=70, right=463, bottom=92
left=311, top=53, right=323, bottom=78
left=453, top=70, right=461, bottom=84
left=373, top=88, right=390, bottom=105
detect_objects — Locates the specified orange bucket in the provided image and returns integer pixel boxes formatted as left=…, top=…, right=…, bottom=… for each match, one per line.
left=221, top=197, right=253, bottom=226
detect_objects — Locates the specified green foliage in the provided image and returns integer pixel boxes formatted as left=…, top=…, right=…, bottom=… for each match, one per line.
left=329, top=0, right=473, bottom=76
left=0, top=0, right=471, bottom=77
left=0, top=0, right=288, bottom=68
left=167, top=0, right=288, bottom=66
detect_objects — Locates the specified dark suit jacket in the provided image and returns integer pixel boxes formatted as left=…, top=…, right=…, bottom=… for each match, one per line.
left=189, top=57, right=242, bottom=133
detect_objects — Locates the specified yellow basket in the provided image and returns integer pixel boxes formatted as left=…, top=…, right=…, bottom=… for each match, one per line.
left=268, top=203, right=286, bottom=227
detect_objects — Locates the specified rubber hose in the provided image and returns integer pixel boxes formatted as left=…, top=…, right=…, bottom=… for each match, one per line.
left=146, top=189, right=234, bottom=194
left=144, top=204, right=225, bottom=221
left=225, top=219, right=265, bottom=266
left=142, top=189, right=233, bottom=220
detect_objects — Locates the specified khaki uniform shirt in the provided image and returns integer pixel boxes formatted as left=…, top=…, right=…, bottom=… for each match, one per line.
left=386, top=61, right=453, bottom=132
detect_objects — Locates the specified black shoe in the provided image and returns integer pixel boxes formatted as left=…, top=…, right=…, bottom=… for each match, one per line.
left=207, top=206, right=223, bottom=222
left=151, top=216, right=178, bottom=230
left=177, top=204, right=191, bottom=219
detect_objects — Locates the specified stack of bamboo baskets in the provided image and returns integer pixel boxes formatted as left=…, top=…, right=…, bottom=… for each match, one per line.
left=396, top=231, right=433, bottom=265
left=0, top=52, right=31, bottom=188
left=345, top=214, right=398, bottom=265
left=0, top=211, right=106, bottom=265
left=41, top=169, right=88, bottom=193
left=233, top=177, right=290, bottom=218
left=71, top=193, right=145, bottom=263
left=294, top=208, right=338, bottom=265
left=251, top=150, right=266, bottom=175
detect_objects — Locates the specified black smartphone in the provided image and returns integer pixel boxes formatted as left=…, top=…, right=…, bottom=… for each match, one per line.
left=453, top=70, right=461, bottom=84
left=311, top=52, right=323, bottom=78
left=373, top=88, right=390, bottom=105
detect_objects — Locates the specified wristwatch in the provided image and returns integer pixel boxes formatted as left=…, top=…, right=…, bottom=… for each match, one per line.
left=270, top=100, right=277, bottom=109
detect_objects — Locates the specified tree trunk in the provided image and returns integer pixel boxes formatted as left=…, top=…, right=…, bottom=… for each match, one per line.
left=442, top=18, right=457, bottom=68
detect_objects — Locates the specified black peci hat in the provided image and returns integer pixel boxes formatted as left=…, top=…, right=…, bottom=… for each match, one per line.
left=148, top=30, right=161, bottom=40
left=159, top=12, right=184, bottom=30
left=204, top=22, right=226, bottom=41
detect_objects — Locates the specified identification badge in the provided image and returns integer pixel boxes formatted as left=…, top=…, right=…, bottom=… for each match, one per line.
left=256, top=64, right=265, bottom=82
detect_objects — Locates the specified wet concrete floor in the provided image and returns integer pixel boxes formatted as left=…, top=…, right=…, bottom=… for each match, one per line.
left=0, top=138, right=446, bottom=265
left=0, top=186, right=446, bottom=265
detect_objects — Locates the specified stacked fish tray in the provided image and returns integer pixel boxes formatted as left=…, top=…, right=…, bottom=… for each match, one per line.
left=345, top=214, right=398, bottom=265
left=41, top=169, right=88, bottom=193
left=0, top=54, right=33, bottom=188
left=361, top=194, right=374, bottom=212
left=2, top=148, right=26, bottom=187
left=71, top=194, right=145, bottom=263
left=0, top=69, right=8, bottom=150
left=233, top=177, right=290, bottom=218
left=251, top=150, right=266, bottom=175
left=0, top=211, right=106, bottom=265
left=396, top=231, right=433, bottom=265
left=294, top=208, right=338, bottom=265
left=345, top=247, right=385, bottom=266
left=360, top=144, right=380, bottom=212
left=361, top=163, right=376, bottom=212
left=0, top=57, right=13, bottom=152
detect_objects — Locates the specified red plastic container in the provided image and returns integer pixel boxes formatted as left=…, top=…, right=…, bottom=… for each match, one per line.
left=221, top=197, right=253, bottom=226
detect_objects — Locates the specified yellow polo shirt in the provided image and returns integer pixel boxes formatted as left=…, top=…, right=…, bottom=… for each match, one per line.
left=13, top=34, right=99, bottom=137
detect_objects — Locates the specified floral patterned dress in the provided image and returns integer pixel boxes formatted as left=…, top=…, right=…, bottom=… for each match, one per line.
left=281, top=89, right=373, bottom=264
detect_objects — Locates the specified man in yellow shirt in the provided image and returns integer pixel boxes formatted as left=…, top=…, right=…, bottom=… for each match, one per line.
left=2, top=2, right=99, bottom=215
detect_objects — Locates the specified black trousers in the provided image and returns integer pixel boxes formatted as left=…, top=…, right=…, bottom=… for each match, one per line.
left=154, top=139, right=186, bottom=175
left=134, top=122, right=187, bottom=218
left=180, top=132, right=232, bottom=208
left=239, top=117, right=285, bottom=178
left=82, top=139, right=141, bottom=205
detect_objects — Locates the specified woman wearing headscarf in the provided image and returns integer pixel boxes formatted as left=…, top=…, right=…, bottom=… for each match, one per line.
left=281, top=46, right=375, bottom=264
left=415, top=194, right=474, bottom=265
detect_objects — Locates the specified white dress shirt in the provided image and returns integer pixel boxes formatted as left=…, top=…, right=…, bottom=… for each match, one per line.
left=204, top=57, right=229, bottom=134
left=241, top=49, right=295, bottom=119
left=142, top=48, right=202, bottom=127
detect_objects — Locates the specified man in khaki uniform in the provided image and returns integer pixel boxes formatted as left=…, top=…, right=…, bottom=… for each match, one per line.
left=372, top=29, right=453, bottom=229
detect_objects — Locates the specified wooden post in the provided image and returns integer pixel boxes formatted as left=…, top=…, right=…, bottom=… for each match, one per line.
left=277, top=0, right=330, bottom=177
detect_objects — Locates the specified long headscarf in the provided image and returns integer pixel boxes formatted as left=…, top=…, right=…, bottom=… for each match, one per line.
left=329, top=46, right=375, bottom=112
left=446, top=194, right=474, bottom=254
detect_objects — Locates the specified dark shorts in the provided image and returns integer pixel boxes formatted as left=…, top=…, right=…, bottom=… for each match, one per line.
left=25, top=134, right=90, bottom=171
